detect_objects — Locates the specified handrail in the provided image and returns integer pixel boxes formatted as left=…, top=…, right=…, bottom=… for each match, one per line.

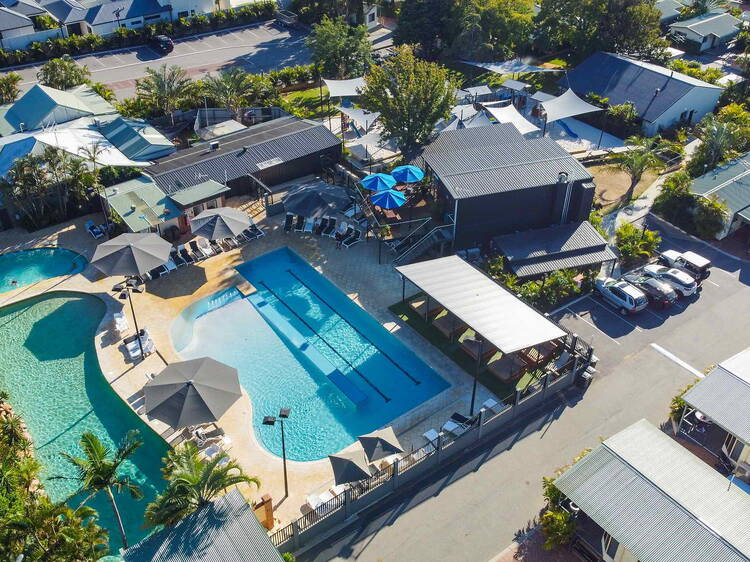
left=393, top=224, right=453, bottom=265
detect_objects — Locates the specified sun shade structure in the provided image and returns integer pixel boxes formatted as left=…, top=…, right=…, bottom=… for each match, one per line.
left=329, top=445, right=372, bottom=485
left=323, top=77, right=366, bottom=97
left=541, top=88, right=604, bottom=123
left=482, top=103, right=539, bottom=135
left=190, top=207, right=250, bottom=239
left=358, top=427, right=404, bottom=462
left=361, top=172, right=396, bottom=191
left=338, top=106, right=380, bottom=130
left=282, top=181, right=351, bottom=218
left=682, top=348, right=750, bottom=445
left=391, top=165, right=424, bottom=183
left=91, top=232, right=171, bottom=276
left=555, top=419, right=750, bottom=562
left=461, top=60, right=562, bottom=74
left=396, top=256, right=565, bottom=353
left=370, top=188, right=406, bottom=209
left=501, top=79, right=530, bottom=92
left=144, top=357, right=242, bottom=429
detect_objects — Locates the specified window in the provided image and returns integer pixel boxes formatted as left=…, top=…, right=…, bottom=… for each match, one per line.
left=368, top=11, right=375, bottom=22
left=191, top=204, right=203, bottom=217
left=144, top=14, right=162, bottom=21
left=602, top=532, right=619, bottom=560
left=206, top=199, right=218, bottom=210
left=177, top=10, right=188, bottom=17
left=129, top=19, right=142, bottom=26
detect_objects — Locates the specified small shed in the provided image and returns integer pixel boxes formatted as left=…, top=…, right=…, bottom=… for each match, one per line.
left=669, top=12, right=741, bottom=52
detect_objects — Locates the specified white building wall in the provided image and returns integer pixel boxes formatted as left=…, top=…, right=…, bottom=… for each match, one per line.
left=643, top=85, right=722, bottom=136
left=169, top=0, right=215, bottom=18
left=2, top=26, right=63, bottom=50
left=89, top=12, right=170, bottom=36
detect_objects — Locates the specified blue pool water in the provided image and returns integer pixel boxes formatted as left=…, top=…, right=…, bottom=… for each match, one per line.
left=175, top=247, right=449, bottom=461
left=0, top=292, right=167, bottom=552
left=0, top=247, right=87, bottom=293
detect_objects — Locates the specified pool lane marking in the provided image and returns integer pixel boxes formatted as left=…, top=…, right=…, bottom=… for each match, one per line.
left=563, top=308, right=621, bottom=346
left=285, top=269, right=422, bottom=386
left=256, top=280, right=391, bottom=402
left=650, top=343, right=704, bottom=379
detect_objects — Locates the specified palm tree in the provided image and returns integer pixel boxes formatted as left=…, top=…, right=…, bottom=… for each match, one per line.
left=144, top=441, right=259, bottom=527
left=697, top=116, right=739, bottom=171
left=136, top=65, right=195, bottom=125
left=681, top=0, right=727, bottom=18
left=52, top=431, right=143, bottom=549
left=36, top=55, right=91, bottom=90
left=202, top=68, right=258, bottom=120
left=611, top=136, right=667, bottom=203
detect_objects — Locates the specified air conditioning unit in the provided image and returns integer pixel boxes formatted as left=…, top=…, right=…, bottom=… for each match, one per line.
left=209, top=141, right=220, bottom=151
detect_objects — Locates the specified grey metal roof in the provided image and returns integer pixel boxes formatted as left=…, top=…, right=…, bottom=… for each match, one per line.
left=396, top=255, right=566, bottom=353
left=41, top=0, right=86, bottom=23
left=683, top=348, right=750, bottom=444
left=670, top=12, right=741, bottom=38
left=565, top=52, right=719, bottom=125
left=555, top=419, right=750, bottom=562
left=422, top=125, right=592, bottom=199
left=655, top=0, right=682, bottom=21
left=124, top=490, right=283, bottom=562
left=690, top=153, right=750, bottom=221
left=85, top=0, right=168, bottom=25
left=0, top=0, right=46, bottom=16
left=0, top=5, right=31, bottom=30
left=494, top=221, right=616, bottom=278
left=148, top=116, right=341, bottom=194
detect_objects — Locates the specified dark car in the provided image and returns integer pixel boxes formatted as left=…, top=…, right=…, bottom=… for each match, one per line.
left=623, top=274, right=678, bottom=309
left=149, top=35, right=174, bottom=54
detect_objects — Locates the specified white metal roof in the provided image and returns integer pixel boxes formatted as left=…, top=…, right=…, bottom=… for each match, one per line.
left=555, top=419, right=750, bottom=562
left=461, top=59, right=562, bottom=74
left=396, top=255, right=565, bottom=353
left=482, top=104, right=539, bottom=135
left=501, top=79, right=530, bottom=91
left=337, top=106, right=380, bottom=130
left=542, top=88, right=603, bottom=123
left=323, top=77, right=365, bottom=97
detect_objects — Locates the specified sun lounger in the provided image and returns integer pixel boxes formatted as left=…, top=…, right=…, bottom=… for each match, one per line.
left=481, top=398, right=510, bottom=414
left=239, top=228, right=257, bottom=242
left=408, top=297, right=443, bottom=319
left=197, top=238, right=215, bottom=257
left=343, top=230, right=362, bottom=247
left=189, top=240, right=207, bottom=260
left=85, top=220, right=104, bottom=239
left=222, top=237, right=238, bottom=250
left=126, top=337, right=154, bottom=360
left=441, top=420, right=468, bottom=437
left=339, top=226, right=354, bottom=240
left=330, top=484, right=347, bottom=497
left=170, top=248, right=186, bottom=267
left=209, top=240, right=223, bottom=254
left=423, top=428, right=440, bottom=446
left=249, top=222, right=264, bottom=237
left=315, top=217, right=329, bottom=236
left=323, top=218, right=337, bottom=237
left=303, top=218, right=315, bottom=232
left=460, top=337, right=498, bottom=362
left=432, top=313, right=468, bottom=340
left=486, top=353, right=529, bottom=382
left=294, top=215, right=305, bottom=232
left=178, top=244, right=194, bottom=264
left=284, top=213, right=294, bottom=232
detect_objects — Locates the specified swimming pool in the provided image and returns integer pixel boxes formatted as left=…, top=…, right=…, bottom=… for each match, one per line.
left=0, top=247, right=87, bottom=293
left=175, top=247, right=449, bottom=461
left=0, top=292, right=167, bottom=551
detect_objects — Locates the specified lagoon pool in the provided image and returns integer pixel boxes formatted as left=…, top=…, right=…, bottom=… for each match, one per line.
left=0, top=247, right=87, bottom=293
left=0, top=292, right=167, bottom=551
left=174, top=247, right=449, bottom=461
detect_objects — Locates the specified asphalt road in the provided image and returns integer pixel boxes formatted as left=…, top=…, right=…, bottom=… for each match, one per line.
left=14, top=22, right=310, bottom=99
left=300, top=218, right=750, bottom=562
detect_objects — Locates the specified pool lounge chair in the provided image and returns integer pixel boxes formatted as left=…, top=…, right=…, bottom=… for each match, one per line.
left=126, top=337, right=154, bottom=360
left=303, top=217, right=315, bottom=232
left=178, top=245, right=194, bottom=265
left=342, top=230, right=362, bottom=248
left=422, top=428, right=440, bottom=447
left=284, top=213, right=294, bottom=232
left=481, top=398, right=510, bottom=414
left=209, top=240, right=223, bottom=254
left=249, top=221, right=264, bottom=237
left=170, top=248, right=186, bottom=267
left=163, top=258, right=178, bottom=272
left=85, top=220, right=104, bottom=239
left=196, top=238, right=215, bottom=257
left=294, top=215, right=305, bottom=232
left=432, top=313, right=468, bottom=340
left=189, top=240, right=207, bottom=260
left=460, top=337, right=498, bottom=362
left=323, top=218, right=337, bottom=237
left=315, top=217, right=329, bottom=236
left=222, top=237, right=238, bottom=250
left=441, top=420, right=468, bottom=437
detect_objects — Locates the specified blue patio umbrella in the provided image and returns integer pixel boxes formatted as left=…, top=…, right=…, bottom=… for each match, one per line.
left=361, top=173, right=396, bottom=191
left=371, top=188, right=406, bottom=209
left=391, top=165, right=424, bottom=184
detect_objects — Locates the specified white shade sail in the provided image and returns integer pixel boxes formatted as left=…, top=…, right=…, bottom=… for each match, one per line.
left=541, top=88, right=603, bottom=123
left=483, top=104, right=539, bottom=135
left=502, top=79, right=530, bottom=92
left=337, top=106, right=380, bottom=130
left=323, top=77, right=366, bottom=97
left=461, top=60, right=562, bottom=74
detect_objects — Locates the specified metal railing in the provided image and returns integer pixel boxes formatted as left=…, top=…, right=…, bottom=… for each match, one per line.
left=392, top=224, right=454, bottom=265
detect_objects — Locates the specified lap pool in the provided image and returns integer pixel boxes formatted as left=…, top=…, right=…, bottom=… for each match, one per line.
left=0, top=292, right=167, bottom=551
left=173, top=247, right=449, bottom=461
left=0, top=247, right=87, bottom=293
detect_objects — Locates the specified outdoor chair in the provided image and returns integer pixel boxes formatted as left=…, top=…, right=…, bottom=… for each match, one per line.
left=209, top=240, right=224, bottom=254
left=481, top=398, right=509, bottom=414
left=170, top=248, right=186, bottom=267
left=249, top=221, right=264, bottom=237
left=432, top=313, right=468, bottom=340
left=178, top=244, right=194, bottom=265
left=323, top=218, right=337, bottom=237
left=197, top=238, right=215, bottom=256
left=222, top=237, right=238, bottom=250
left=294, top=215, right=305, bottom=232
left=284, top=213, right=294, bottom=232
left=460, top=337, right=498, bottom=362
left=165, top=258, right=179, bottom=271
left=315, top=217, right=329, bottom=236
left=303, top=218, right=315, bottom=232
left=441, top=420, right=468, bottom=437
left=342, top=230, right=362, bottom=248
left=189, top=240, right=207, bottom=260
left=85, top=220, right=104, bottom=239
left=422, top=428, right=440, bottom=446
left=148, top=266, right=165, bottom=280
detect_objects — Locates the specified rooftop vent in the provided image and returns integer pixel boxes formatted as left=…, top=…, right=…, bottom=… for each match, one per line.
left=558, top=172, right=569, bottom=184
left=209, top=141, right=220, bottom=151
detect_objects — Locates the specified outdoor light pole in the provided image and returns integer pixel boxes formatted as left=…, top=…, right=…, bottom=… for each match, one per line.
left=113, top=277, right=144, bottom=360
left=263, top=408, right=291, bottom=498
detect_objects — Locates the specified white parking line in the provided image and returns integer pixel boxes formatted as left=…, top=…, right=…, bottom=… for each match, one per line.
left=642, top=307, right=666, bottom=321
left=563, top=308, right=621, bottom=346
left=650, top=343, right=704, bottom=378
left=706, top=279, right=720, bottom=287
left=587, top=298, right=644, bottom=332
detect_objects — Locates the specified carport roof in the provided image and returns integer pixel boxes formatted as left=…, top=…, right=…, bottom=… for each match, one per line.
left=396, top=255, right=566, bottom=353
left=555, top=419, right=750, bottom=562
left=690, top=153, right=750, bottom=222
left=683, top=348, right=750, bottom=444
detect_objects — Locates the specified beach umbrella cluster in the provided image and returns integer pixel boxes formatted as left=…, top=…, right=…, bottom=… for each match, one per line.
left=361, top=166, right=425, bottom=210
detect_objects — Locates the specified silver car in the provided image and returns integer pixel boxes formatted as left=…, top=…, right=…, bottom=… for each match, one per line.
left=643, top=264, right=698, bottom=297
left=594, top=277, right=649, bottom=315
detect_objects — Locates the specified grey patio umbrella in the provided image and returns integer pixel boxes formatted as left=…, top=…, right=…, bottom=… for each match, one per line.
left=90, top=232, right=171, bottom=276
left=144, top=357, right=242, bottom=429
left=282, top=182, right=351, bottom=219
left=329, top=445, right=372, bottom=485
left=358, top=427, right=404, bottom=463
left=190, top=207, right=250, bottom=240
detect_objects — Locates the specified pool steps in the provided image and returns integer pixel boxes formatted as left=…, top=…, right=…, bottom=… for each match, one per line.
left=248, top=293, right=368, bottom=406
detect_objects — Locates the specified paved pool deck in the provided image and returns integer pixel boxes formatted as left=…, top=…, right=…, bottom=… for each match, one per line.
left=0, top=206, right=493, bottom=528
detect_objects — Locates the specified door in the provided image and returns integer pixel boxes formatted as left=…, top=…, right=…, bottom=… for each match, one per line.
left=601, top=532, right=620, bottom=562
left=724, top=433, right=745, bottom=464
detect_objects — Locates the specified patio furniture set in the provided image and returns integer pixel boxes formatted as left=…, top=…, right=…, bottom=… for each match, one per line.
left=284, top=213, right=363, bottom=248
left=421, top=399, right=510, bottom=445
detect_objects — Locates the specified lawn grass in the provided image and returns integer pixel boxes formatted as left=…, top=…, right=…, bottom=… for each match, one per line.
left=585, top=163, right=659, bottom=213
left=283, top=85, right=338, bottom=120
left=388, top=298, right=539, bottom=400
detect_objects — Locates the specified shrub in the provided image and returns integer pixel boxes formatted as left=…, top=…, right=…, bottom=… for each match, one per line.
left=667, top=59, right=723, bottom=84
left=614, top=222, right=661, bottom=264
left=541, top=509, right=575, bottom=550
left=669, top=381, right=698, bottom=420
left=694, top=194, right=728, bottom=239
left=653, top=171, right=728, bottom=239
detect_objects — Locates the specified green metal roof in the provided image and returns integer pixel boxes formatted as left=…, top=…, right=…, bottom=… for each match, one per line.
left=168, top=179, right=230, bottom=207
left=105, top=175, right=183, bottom=233
left=100, top=116, right=174, bottom=160
left=690, top=153, right=750, bottom=221
left=6, top=84, right=93, bottom=130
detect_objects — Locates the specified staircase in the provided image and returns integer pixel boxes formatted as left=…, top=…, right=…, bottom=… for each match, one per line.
left=393, top=224, right=454, bottom=265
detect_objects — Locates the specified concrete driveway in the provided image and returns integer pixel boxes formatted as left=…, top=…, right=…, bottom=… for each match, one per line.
left=15, top=22, right=310, bottom=98
left=298, top=218, right=750, bottom=562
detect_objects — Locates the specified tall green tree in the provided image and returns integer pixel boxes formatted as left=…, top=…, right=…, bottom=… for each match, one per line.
left=679, top=0, right=727, bottom=19
left=610, top=136, right=667, bottom=203
left=0, top=72, right=21, bottom=104
left=394, top=0, right=454, bottom=60
left=360, top=45, right=457, bottom=154
left=688, top=115, right=740, bottom=175
left=202, top=68, right=279, bottom=119
left=136, top=64, right=195, bottom=124
left=306, top=16, right=371, bottom=79
left=52, top=431, right=143, bottom=549
left=144, top=442, right=259, bottom=527
left=479, top=0, right=534, bottom=59
left=0, top=153, right=55, bottom=229
left=36, top=55, right=91, bottom=90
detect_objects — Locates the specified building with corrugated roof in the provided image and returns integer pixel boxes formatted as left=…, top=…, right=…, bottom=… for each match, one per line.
left=670, top=12, right=741, bottom=52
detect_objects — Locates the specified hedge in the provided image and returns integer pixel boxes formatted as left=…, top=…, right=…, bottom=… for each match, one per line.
left=0, top=1, right=275, bottom=68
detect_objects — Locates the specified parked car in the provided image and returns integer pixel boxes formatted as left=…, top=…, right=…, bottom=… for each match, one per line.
left=594, top=277, right=649, bottom=315
left=149, top=35, right=174, bottom=54
left=658, top=250, right=711, bottom=282
left=622, top=273, right=678, bottom=309
left=643, top=264, right=698, bottom=296
left=274, top=9, right=299, bottom=28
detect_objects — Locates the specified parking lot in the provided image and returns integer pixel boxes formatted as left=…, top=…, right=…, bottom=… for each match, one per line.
left=552, top=215, right=750, bottom=378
